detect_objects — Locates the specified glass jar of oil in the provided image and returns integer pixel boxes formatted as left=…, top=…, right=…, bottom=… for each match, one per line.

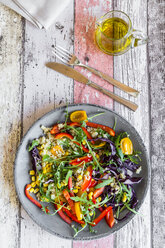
left=95, top=10, right=147, bottom=55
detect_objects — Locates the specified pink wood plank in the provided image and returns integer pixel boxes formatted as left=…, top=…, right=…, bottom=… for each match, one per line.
left=73, top=235, right=114, bottom=248
left=74, top=0, right=114, bottom=109
left=73, top=1, right=114, bottom=247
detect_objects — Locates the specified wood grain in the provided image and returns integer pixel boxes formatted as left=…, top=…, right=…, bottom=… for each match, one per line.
left=113, top=1, right=151, bottom=248
left=19, top=2, right=74, bottom=248
left=74, top=0, right=113, bottom=108
left=148, top=1, right=165, bottom=247
left=0, top=4, right=23, bottom=248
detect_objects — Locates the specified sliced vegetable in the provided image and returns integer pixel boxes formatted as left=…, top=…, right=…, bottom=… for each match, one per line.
left=106, top=208, right=115, bottom=228
left=68, top=177, right=74, bottom=197
left=120, top=137, right=133, bottom=155
left=69, top=122, right=81, bottom=127
left=88, top=179, right=97, bottom=188
left=50, top=124, right=60, bottom=134
left=25, top=184, right=49, bottom=213
left=55, top=204, right=72, bottom=224
left=86, top=122, right=115, bottom=136
left=70, top=110, right=87, bottom=123
left=75, top=202, right=83, bottom=220
left=81, top=127, right=94, bottom=144
left=91, top=206, right=113, bottom=226
left=70, top=155, right=93, bottom=166
left=55, top=133, right=73, bottom=139
left=93, top=187, right=105, bottom=199
left=63, top=189, right=76, bottom=215
left=63, top=208, right=85, bottom=224
left=81, top=166, right=93, bottom=191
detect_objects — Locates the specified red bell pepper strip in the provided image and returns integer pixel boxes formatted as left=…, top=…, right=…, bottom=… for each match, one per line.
left=106, top=208, right=115, bottom=228
left=25, top=184, right=49, bottom=213
left=63, top=189, right=76, bottom=215
left=88, top=179, right=97, bottom=188
left=93, top=186, right=105, bottom=199
left=81, top=127, right=95, bottom=144
left=91, top=206, right=113, bottom=226
left=86, top=122, right=115, bottom=137
left=81, top=166, right=93, bottom=191
left=50, top=124, right=60, bottom=134
left=63, top=208, right=85, bottom=224
left=54, top=204, right=72, bottom=224
left=68, top=177, right=74, bottom=197
left=69, top=122, right=81, bottom=127
left=81, top=144, right=89, bottom=153
left=55, top=133, right=74, bottom=139
left=92, top=198, right=103, bottom=212
left=70, top=155, right=93, bottom=166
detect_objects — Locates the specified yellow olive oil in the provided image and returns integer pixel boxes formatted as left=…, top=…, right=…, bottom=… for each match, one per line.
left=95, top=17, right=132, bottom=55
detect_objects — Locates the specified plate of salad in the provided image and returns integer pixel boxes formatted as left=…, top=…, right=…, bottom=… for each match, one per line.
left=14, top=104, right=150, bottom=240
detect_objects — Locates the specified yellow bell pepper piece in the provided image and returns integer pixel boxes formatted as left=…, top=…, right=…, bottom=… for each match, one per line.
left=120, top=137, right=133, bottom=155
left=70, top=110, right=87, bottom=123
left=75, top=202, right=83, bottom=220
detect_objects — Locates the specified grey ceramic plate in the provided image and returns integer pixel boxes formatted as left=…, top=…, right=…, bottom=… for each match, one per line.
left=14, top=104, right=150, bottom=240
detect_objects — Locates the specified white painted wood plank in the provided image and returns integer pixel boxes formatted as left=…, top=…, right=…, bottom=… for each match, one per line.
left=113, top=1, right=151, bottom=247
left=0, top=4, right=23, bottom=248
left=20, top=2, right=74, bottom=247
left=148, top=1, right=165, bottom=247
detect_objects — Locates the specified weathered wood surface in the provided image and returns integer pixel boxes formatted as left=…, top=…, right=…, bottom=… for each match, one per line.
left=113, top=1, right=151, bottom=248
left=148, top=1, right=165, bottom=248
left=0, top=4, right=23, bottom=248
left=0, top=0, right=164, bottom=248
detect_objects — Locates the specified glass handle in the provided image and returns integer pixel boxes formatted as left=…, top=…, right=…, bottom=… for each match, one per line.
left=131, top=29, right=148, bottom=48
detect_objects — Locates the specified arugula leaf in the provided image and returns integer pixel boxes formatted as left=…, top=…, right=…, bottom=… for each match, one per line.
left=95, top=178, right=114, bottom=189
left=87, top=112, right=105, bottom=120
left=42, top=154, right=54, bottom=163
left=28, top=139, right=39, bottom=151
left=65, top=170, right=72, bottom=184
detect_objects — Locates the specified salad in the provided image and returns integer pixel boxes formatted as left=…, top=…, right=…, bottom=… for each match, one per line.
left=25, top=110, right=142, bottom=236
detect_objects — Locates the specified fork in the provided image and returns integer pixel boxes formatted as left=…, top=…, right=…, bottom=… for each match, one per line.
left=52, top=45, right=139, bottom=97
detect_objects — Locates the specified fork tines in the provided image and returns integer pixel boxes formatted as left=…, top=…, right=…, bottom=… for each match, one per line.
left=52, top=45, right=72, bottom=64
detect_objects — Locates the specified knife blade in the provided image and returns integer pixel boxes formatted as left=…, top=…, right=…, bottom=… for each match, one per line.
left=46, top=62, right=138, bottom=111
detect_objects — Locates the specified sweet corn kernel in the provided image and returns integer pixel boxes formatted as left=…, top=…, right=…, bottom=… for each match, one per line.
left=96, top=154, right=99, bottom=159
left=31, top=182, right=36, bottom=188
left=43, top=183, right=48, bottom=187
left=82, top=140, right=86, bottom=145
left=29, top=170, right=35, bottom=175
left=98, top=197, right=102, bottom=202
left=31, top=176, right=36, bottom=182
left=122, top=192, right=127, bottom=203
left=57, top=183, right=61, bottom=189
left=73, top=188, right=78, bottom=193
left=104, top=204, right=107, bottom=207
left=29, top=188, right=34, bottom=193
left=43, top=188, right=47, bottom=192
left=81, top=223, right=86, bottom=228
left=36, top=180, right=40, bottom=186
left=34, top=188, right=39, bottom=194
left=43, top=168, right=47, bottom=174
left=65, top=151, right=69, bottom=156
left=89, top=211, right=93, bottom=216
left=88, top=192, right=93, bottom=200
left=77, top=175, right=83, bottom=181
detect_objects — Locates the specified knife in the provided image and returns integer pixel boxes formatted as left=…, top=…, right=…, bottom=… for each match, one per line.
left=46, top=62, right=138, bottom=111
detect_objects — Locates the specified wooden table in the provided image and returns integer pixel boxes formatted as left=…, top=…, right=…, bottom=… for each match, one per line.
left=0, top=1, right=164, bottom=248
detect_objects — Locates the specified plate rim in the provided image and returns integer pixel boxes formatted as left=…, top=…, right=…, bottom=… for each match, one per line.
left=14, top=103, right=151, bottom=240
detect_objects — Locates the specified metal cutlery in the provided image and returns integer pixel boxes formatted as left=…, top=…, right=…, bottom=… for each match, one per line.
left=52, top=45, right=139, bottom=97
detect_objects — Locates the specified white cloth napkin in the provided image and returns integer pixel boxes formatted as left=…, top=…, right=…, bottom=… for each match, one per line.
left=0, top=0, right=71, bottom=29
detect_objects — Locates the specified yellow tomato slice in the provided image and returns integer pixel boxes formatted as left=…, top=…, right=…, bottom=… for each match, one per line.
left=120, top=137, right=133, bottom=155
left=75, top=202, right=83, bottom=220
left=70, top=110, right=87, bottom=123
